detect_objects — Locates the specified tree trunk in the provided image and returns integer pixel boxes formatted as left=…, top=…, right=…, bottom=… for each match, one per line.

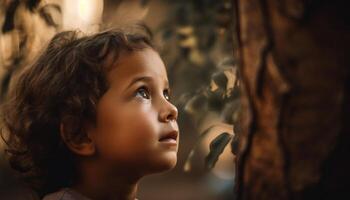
left=233, top=0, right=350, bottom=199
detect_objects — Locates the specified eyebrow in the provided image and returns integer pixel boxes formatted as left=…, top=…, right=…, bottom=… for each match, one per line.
left=125, top=75, right=170, bottom=91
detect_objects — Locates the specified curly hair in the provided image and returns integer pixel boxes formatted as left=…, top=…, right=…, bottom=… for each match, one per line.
left=0, top=28, right=153, bottom=196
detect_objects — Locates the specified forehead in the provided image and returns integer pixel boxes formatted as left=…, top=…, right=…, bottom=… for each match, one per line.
left=106, top=48, right=168, bottom=86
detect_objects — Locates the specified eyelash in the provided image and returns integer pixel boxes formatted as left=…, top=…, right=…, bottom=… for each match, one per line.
left=135, top=86, right=171, bottom=101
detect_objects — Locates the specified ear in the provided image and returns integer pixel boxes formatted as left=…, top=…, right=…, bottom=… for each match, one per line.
left=59, top=121, right=96, bottom=156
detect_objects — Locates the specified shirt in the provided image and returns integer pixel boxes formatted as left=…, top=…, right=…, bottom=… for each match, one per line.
left=42, top=188, right=139, bottom=200
left=42, top=188, right=91, bottom=200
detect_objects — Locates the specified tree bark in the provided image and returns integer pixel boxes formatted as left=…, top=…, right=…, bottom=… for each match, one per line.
left=233, top=0, right=350, bottom=199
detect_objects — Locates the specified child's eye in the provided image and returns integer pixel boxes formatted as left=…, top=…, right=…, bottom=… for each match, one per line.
left=135, top=86, right=150, bottom=99
left=163, top=89, right=171, bottom=101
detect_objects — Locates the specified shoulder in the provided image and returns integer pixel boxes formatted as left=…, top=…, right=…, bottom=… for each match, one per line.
left=42, top=188, right=139, bottom=200
left=42, top=188, right=91, bottom=200
left=42, top=189, right=67, bottom=200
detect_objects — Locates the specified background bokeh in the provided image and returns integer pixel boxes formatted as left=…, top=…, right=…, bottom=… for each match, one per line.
left=0, top=0, right=238, bottom=199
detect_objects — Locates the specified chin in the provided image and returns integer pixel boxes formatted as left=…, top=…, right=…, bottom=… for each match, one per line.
left=149, top=152, right=178, bottom=173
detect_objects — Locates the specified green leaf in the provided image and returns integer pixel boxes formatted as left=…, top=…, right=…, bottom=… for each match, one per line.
left=184, top=93, right=207, bottom=115
left=26, top=0, right=40, bottom=11
left=38, top=4, right=61, bottom=28
left=222, top=98, right=240, bottom=124
left=211, top=71, right=228, bottom=89
left=207, top=87, right=226, bottom=111
left=205, top=132, right=233, bottom=170
left=183, top=124, right=218, bottom=172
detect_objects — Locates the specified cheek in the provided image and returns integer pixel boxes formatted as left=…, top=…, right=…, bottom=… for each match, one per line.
left=94, top=102, right=159, bottom=161
left=93, top=97, right=178, bottom=174
left=121, top=108, right=159, bottom=150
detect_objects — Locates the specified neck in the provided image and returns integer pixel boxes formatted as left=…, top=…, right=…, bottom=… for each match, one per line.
left=73, top=162, right=141, bottom=200
left=73, top=182, right=138, bottom=200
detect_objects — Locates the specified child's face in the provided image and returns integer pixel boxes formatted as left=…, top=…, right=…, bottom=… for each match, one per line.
left=89, top=48, right=179, bottom=175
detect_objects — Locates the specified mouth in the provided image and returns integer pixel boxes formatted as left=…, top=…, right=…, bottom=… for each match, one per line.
left=159, top=130, right=178, bottom=144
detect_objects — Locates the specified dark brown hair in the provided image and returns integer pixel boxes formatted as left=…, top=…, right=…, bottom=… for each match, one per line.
left=0, top=28, right=153, bottom=196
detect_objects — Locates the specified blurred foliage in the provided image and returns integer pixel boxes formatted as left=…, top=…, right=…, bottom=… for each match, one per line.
left=0, top=0, right=61, bottom=101
left=205, top=132, right=232, bottom=170
left=0, top=0, right=61, bottom=195
left=144, top=0, right=241, bottom=172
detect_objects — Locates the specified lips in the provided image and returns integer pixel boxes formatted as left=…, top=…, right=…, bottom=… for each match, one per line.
left=159, top=130, right=178, bottom=142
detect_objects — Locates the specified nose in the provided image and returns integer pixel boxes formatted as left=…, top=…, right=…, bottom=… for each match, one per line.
left=159, top=100, right=178, bottom=122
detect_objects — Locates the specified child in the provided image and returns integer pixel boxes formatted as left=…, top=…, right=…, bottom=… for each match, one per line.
left=1, top=29, right=179, bottom=200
